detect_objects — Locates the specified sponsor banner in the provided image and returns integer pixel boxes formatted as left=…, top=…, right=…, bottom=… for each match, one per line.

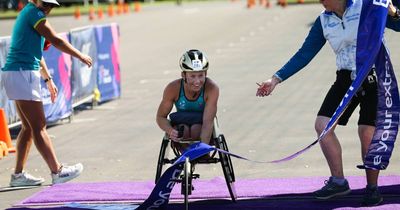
left=95, top=23, right=121, bottom=102
left=0, top=36, right=18, bottom=125
left=70, top=26, right=97, bottom=104
left=363, top=46, right=399, bottom=169
left=345, top=0, right=398, bottom=170
left=42, top=33, right=73, bottom=123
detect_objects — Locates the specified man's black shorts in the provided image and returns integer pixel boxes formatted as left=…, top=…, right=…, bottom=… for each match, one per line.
left=317, top=70, right=377, bottom=126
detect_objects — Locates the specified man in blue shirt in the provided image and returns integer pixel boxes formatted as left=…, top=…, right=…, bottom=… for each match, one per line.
left=256, top=0, right=400, bottom=206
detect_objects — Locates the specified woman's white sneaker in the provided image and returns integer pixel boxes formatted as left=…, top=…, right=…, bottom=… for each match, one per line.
left=10, top=172, right=45, bottom=187
left=51, top=163, right=83, bottom=184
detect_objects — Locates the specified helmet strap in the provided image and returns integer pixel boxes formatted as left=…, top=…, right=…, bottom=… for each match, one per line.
left=182, top=72, right=187, bottom=83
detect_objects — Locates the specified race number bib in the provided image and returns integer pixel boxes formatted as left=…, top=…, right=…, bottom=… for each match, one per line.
left=192, top=60, right=202, bottom=69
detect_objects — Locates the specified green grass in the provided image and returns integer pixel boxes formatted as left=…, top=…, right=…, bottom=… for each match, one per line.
left=0, top=10, right=18, bottom=19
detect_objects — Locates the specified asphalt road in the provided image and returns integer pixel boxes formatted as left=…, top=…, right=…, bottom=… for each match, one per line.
left=1, top=1, right=400, bottom=209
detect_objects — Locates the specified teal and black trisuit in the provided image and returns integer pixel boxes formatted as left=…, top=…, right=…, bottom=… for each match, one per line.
left=170, top=79, right=207, bottom=126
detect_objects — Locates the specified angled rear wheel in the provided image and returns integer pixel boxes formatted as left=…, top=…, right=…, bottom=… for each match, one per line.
left=215, top=134, right=237, bottom=202
left=155, top=137, right=169, bottom=183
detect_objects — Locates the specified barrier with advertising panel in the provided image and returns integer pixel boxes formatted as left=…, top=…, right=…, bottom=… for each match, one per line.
left=95, top=23, right=121, bottom=102
left=41, top=33, right=73, bottom=123
left=70, top=26, right=98, bottom=106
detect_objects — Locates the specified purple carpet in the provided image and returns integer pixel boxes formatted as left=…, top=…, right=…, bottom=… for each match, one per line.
left=11, top=176, right=400, bottom=210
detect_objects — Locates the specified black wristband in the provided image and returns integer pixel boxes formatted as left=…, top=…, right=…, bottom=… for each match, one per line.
left=44, top=77, right=52, bottom=83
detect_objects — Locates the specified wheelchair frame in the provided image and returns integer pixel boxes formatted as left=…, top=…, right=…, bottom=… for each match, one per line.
left=155, top=118, right=237, bottom=209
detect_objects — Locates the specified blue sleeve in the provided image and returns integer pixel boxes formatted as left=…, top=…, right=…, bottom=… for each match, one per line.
left=275, top=17, right=326, bottom=82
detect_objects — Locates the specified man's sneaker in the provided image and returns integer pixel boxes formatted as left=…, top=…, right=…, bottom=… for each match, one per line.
left=51, top=163, right=83, bottom=185
left=10, top=172, right=45, bottom=187
left=314, top=177, right=351, bottom=199
left=361, top=185, right=383, bottom=206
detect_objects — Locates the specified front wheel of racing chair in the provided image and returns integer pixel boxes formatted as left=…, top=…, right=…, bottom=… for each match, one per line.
left=154, top=117, right=237, bottom=207
left=183, top=157, right=190, bottom=210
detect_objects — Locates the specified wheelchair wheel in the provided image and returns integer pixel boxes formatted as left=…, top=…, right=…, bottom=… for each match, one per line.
left=215, top=134, right=237, bottom=202
left=155, top=136, right=169, bottom=184
left=183, top=157, right=190, bottom=210
left=220, top=134, right=235, bottom=182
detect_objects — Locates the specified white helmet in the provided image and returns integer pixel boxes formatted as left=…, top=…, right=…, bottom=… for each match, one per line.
left=42, top=0, right=60, bottom=6
left=179, top=49, right=209, bottom=72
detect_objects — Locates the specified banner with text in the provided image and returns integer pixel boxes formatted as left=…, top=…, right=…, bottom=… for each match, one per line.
left=70, top=26, right=98, bottom=105
left=95, top=23, right=121, bottom=102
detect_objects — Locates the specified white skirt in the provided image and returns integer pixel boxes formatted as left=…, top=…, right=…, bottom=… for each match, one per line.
left=0, top=70, right=42, bottom=101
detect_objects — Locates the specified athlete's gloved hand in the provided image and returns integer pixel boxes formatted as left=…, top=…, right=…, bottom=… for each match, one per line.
left=168, top=128, right=179, bottom=141
left=168, top=125, right=185, bottom=142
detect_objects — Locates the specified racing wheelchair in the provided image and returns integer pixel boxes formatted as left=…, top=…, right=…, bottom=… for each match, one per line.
left=155, top=117, right=237, bottom=209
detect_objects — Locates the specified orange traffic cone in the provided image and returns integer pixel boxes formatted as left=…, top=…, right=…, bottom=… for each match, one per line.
left=247, top=0, right=253, bottom=8
left=74, top=7, right=81, bottom=19
left=266, top=0, right=271, bottom=8
left=89, top=6, right=95, bottom=20
left=0, top=108, right=15, bottom=153
left=134, top=1, right=141, bottom=12
left=108, top=4, right=114, bottom=17
left=278, top=0, right=287, bottom=7
left=123, top=3, right=129, bottom=13
left=98, top=7, right=104, bottom=19
left=117, top=2, right=123, bottom=14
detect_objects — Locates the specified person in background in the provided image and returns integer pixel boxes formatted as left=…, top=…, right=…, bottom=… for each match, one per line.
left=156, top=49, right=219, bottom=152
left=0, top=0, right=92, bottom=187
left=256, top=0, right=400, bottom=206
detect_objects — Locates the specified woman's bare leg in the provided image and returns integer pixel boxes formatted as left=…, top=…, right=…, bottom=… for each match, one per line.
left=14, top=102, right=33, bottom=174
left=190, top=124, right=202, bottom=141
left=15, top=100, right=61, bottom=173
left=315, top=116, right=344, bottom=178
left=358, top=125, right=379, bottom=186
